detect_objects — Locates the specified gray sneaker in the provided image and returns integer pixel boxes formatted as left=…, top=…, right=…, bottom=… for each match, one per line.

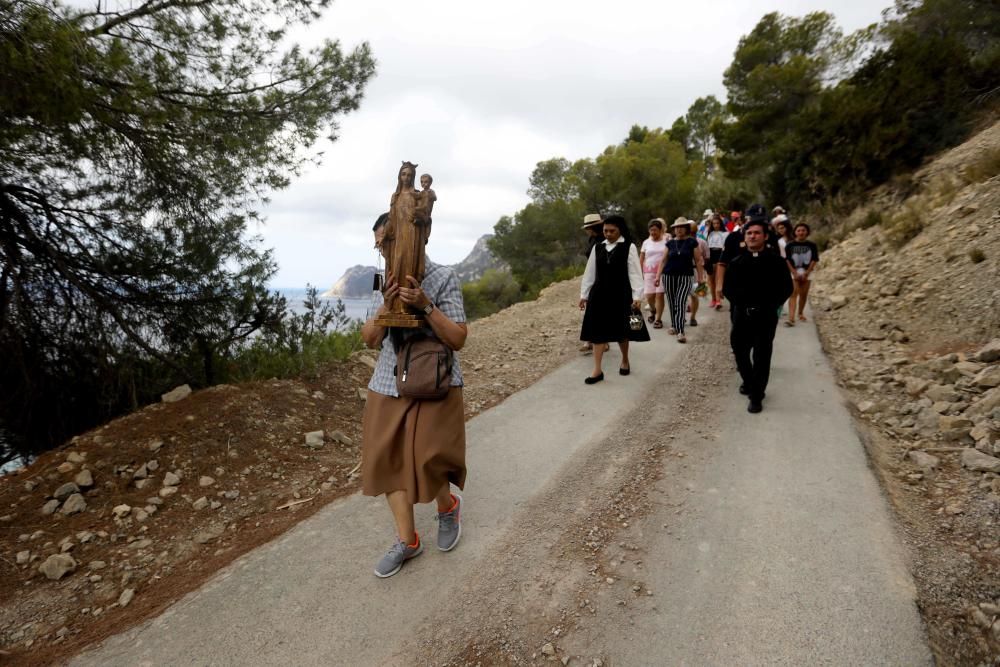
left=374, top=537, right=423, bottom=578
left=436, top=494, right=463, bottom=551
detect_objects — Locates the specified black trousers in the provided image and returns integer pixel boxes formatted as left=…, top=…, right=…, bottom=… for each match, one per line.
left=730, top=306, right=779, bottom=401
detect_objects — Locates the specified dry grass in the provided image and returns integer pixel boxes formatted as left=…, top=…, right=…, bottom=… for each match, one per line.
left=884, top=198, right=926, bottom=248
left=962, top=145, right=1000, bottom=184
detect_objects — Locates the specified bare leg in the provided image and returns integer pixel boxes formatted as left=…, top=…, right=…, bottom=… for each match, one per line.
left=788, top=281, right=799, bottom=324
left=619, top=339, right=630, bottom=369
left=690, top=293, right=700, bottom=318
left=655, top=293, right=665, bottom=322
left=798, top=280, right=811, bottom=320
left=435, top=482, right=455, bottom=513
left=386, top=490, right=416, bottom=544
left=646, top=294, right=656, bottom=319
left=708, top=275, right=718, bottom=304
left=592, top=343, right=605, bottom=377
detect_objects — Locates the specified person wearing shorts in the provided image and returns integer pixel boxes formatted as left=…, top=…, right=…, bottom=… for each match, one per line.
left=639, top=218, right=667, bottom=328
left=784, top=222, right=820, bottom=325
left=705, top=214, right=728, bottom=309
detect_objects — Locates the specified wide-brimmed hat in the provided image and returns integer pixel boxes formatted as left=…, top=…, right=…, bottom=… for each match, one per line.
left=772, top=205, right=786, bottom=215
left=773, top=213, right=789, bottom=224
left=671, top=217, right=690, bottom=228
left=648, top=217, right=666, bottom=228
left=702, top=209, right=713, bottom=217
left=582, top=213, right=603, bottom=229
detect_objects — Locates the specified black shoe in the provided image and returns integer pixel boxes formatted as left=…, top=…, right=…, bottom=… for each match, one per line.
left=619, top=366, right=630, bottom=376
left=748, top=399, right=763, bottom=413
left=585, top=372, right=604, bottom=385
left=739, top=384, right=749, bottom=395
left=689, top=318, right=698, bottom=327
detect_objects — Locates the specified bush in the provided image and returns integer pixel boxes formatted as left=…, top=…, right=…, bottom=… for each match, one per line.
left=885, top=199, right=926, bottom=248
left=859, top=209, right=883, bottom=230
left=963, top=146, right=1000, bottom=184
left=227, top=287, right=363, bottom=381
left=462, top=269, right=525, bottom=320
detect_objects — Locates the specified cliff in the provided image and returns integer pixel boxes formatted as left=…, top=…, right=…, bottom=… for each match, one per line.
left=320, top=264, right=377, bottom=298
left=449, top=234, right=507, bottom=283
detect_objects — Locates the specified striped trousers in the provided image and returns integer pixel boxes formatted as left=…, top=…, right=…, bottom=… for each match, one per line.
left=663, top=274, right=692, bottom=333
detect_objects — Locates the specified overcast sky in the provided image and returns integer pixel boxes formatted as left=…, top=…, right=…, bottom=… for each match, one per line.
left=262, top=0, right=890, bottom=288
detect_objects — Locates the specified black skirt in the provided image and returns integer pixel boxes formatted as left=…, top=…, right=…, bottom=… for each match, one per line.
left=580, top=243, right=648, bottom=344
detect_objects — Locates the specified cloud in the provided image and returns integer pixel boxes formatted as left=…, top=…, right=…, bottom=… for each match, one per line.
left=263, top=0, right=890, bottom=287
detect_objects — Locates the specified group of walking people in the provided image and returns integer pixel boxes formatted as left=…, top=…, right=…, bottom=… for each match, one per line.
left=578, top=204, right=819, bottom=413
left=353, top=193, right=820, bottom=579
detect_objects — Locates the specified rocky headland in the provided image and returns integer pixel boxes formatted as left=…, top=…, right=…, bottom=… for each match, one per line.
left=321, top=233, right=505, bottom=298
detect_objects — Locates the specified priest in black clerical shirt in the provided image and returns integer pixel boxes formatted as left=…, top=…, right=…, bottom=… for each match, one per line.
left=722, top=218, right=793, bottom=414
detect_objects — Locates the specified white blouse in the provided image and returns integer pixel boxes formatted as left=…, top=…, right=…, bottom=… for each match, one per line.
left=580, top=238, right=644, bottom=302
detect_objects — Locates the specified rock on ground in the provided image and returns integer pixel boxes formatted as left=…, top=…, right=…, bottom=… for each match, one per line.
left=39, top=554, right=77, bottom=580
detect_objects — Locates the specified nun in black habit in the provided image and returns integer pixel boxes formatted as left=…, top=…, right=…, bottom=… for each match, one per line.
left=578, top=215, right=648, bottom=384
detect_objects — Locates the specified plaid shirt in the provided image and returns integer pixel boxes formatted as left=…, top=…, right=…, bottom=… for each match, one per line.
left=367, top=261, right=466, bottom=397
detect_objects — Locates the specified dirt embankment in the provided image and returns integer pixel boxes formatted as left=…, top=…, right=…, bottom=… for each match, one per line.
left=811, top=118, right=1000, bottom=665
left=0, top=279, right=585, bottom=665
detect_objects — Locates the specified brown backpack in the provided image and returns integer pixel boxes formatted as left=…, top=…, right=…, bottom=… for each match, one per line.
left=394, top=335, right=454, bottom=400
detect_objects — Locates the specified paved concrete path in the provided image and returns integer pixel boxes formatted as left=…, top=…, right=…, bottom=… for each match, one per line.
left=73, top=307, right=930, bottom=666
left=569, top=311, right=933, bottom=665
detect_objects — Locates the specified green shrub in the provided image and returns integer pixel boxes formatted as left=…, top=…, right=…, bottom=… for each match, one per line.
left=860, top=209, right=883, bottom=230
left=227, top=286, right=363, bottom=381
left=462, top=269, right=525, bottom=320
left=884, top=199, right=925, bottom=248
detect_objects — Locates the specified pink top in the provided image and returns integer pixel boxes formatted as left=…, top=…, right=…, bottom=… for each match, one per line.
left=640, top=238, right=667, bottom=273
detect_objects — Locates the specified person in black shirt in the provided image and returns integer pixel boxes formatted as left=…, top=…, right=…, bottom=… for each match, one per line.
left=784, top=222, right=820, bottom=325
left=715, top=203, right=780, bottom=311
left=722, top=219, right=793, bottom=413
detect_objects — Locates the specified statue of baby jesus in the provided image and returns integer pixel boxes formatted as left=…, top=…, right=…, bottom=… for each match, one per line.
left=420, top=173, right=436, bottom=243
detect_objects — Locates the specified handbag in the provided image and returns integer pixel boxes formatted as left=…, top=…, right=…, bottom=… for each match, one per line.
left=394, top=334, right=454, bottom=400
left=627, top=307, right=651, bottom=342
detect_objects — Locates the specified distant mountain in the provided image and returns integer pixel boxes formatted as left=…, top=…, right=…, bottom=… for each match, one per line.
left=322, top=234, right=505, bottom=297
left=450, top=234, right=506, bottom=283
left=321, top=264, right=377, bottom=298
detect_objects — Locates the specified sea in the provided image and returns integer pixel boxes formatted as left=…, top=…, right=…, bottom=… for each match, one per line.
left=275, top=288, right=379, bottom=328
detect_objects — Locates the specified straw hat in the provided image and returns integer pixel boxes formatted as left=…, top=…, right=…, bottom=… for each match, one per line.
left=582, top=213, right=603, bottom=229
left=671, top=217, right=691, bottom=228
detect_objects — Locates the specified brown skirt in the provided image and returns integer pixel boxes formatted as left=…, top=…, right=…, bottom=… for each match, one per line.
left=361, top=387, right=466, bottom=504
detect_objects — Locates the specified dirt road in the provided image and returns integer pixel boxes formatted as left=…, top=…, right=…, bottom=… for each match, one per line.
left=72, top=307, right=930, bottom=666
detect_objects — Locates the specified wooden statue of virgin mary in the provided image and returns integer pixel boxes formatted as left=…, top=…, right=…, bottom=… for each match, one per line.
left=373, top=161, right=433, bottom=327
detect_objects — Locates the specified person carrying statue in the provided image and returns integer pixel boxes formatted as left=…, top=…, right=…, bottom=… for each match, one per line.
left=360, top=166, right=468, bottom=578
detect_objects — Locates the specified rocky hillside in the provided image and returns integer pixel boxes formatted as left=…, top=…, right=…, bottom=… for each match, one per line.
left=0, top=277, right=584, bottom=666
left=812, top=117, right=1000, bottom=664
left=449, top=234, right=506, bottom=283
